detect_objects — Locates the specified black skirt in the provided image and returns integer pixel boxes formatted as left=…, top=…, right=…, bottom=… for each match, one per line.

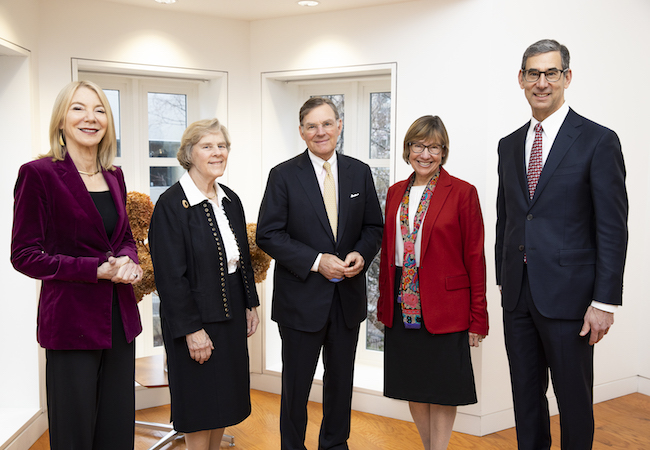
left=384, top=267, right=477, bottom=406
left=163, top=270, right=251, bottom=433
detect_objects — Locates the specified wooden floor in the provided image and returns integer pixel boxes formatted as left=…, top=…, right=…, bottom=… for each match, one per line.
left=29, top=390, right=650, bottom=449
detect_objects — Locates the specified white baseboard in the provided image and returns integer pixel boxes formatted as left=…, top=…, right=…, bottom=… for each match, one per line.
left=135, top=385, right=171, bottom=411
left=638, top=376, right=650, bottom=395
left=1, top=411, right=47, bottom=450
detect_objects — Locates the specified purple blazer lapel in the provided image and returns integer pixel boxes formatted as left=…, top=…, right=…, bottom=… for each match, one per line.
left=103, top=168, right=129, bottom=247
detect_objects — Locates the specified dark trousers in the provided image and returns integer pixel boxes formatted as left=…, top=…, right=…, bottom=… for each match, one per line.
left=503, top=266, right=594, bottom=450
left=46, top=300, right=136, bottom=450
left=278, top=291, right=360, bottom=450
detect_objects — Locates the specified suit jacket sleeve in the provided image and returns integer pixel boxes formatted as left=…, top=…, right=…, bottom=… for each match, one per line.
left=350, top=164, right=384, bottom=266
left=590, top=130, right=627, bottom=304
left=495, top=137, right=507, bottom=287
left=460, top=184, right=488, bottom=334
left=256, top=166, right=321, bottom=280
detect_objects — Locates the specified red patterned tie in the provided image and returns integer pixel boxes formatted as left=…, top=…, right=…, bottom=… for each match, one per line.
left=527, top=123, right=543, bottom=199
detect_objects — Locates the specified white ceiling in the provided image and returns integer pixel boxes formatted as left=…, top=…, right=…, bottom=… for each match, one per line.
left=102, top=0, right=416, bottom=21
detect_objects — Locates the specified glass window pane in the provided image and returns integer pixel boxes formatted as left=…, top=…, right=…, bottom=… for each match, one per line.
left=366, top=167, right=390, bottom=351
left=365, top=253, right=384, bottom=351
left=148, top=92, right=187, bottom=158
left=103, top=89, right=121, bottom=157
left=369, top=92, right=391, bottom=160
left=310, top=94, right=344, bottom=154
left=149, top=166, right=185, bottom=204
left=371, top=167, right=389, bottom=217
left=152, top=292, right=163, bottom=347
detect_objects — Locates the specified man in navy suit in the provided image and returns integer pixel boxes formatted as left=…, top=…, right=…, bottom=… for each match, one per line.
left=496, top=39, right=628, bottom=449
left=257, top=97, right=383, bottom=450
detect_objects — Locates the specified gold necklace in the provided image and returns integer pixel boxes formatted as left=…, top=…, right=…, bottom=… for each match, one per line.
left=206, top=190, right=217, bottom=200
left=78, top=169, right=100, bottom=176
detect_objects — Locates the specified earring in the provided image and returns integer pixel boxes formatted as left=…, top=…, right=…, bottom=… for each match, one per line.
left=59, top=131, right=65, bottom=147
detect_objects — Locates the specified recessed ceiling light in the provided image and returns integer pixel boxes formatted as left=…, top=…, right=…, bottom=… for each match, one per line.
left=155, top=0, right=176, bottom=4
left=298, top=1, right=319, bottom=6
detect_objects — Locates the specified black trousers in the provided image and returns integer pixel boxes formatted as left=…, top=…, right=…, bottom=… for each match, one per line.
left=503, top=266, right=594, bottom=450
left=46, top=299, right=136, bottom=450
left=278, top=291, right=360, bottom=450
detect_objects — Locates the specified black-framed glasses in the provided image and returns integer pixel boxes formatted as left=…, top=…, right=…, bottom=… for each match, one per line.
left=523, top=68, right=568, bottom=83
left=409, top=142, right=443, bottom=155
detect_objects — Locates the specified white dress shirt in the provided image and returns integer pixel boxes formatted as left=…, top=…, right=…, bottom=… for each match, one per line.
left=394, top=184, right=427, bottom=267
left=307, top=151, right=338, bottom=272
left=179, top=172, right=240, bottom=274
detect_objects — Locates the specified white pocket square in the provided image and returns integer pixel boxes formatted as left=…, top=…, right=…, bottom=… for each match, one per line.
left=350, top=192, right=360, bottom=198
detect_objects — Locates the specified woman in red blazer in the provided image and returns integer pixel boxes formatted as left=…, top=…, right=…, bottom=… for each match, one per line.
left=11, top=81, right=142, bottom=450
left=377, top=116, right=488, bottom=450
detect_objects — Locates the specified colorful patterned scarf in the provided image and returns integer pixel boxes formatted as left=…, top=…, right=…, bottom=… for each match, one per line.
left=398, top=170, right=440, bottom=329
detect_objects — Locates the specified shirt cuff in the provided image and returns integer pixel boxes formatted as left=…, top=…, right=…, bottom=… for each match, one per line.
left=311, top=253, right=322, bottom=272
left=590, top=301, right=618, bottom=313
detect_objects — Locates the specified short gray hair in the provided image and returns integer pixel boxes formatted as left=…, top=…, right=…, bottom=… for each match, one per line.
left=521, top=39, right=570, bottom=70
left=177, top=118, right=231, bottom=170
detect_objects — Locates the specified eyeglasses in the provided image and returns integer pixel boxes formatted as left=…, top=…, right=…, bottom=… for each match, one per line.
left=522, top=68, right=568, bottom=83
left=409, top=142, right=443, bottom=155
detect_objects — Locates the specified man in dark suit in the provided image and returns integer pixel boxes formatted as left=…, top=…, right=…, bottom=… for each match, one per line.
left=496, top=39, right=628, bottom=449
left=257, top=97, right=383, bottom=450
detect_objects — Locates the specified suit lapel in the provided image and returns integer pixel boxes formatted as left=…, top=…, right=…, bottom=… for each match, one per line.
left=336, top=156, right=352, bottom=246
left=530, top=109, right=582, bottom=206
left=419, top=168, right=452, bottom=258
left=295, top=151, right=336, bottom=243
left=56, top=154, right=111, bottom=245
left=513, top=124, right=529, bottom=202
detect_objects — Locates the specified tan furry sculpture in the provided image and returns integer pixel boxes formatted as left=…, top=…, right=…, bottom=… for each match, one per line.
left=126, top=191, right=272, bottom=302
left=126, top=192, right=156, bottom=302
left=246, top=222, right=272, bottom=283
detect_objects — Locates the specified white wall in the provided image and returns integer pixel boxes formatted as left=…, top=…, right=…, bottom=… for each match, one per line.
left=33, top=0, right=258, bottom=218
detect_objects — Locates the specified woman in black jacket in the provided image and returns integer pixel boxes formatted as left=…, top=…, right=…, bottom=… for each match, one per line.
left=149, top=118, right=260, bottom=450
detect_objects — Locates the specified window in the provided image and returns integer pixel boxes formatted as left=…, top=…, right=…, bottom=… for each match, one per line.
left=78, top=67, right=224, bottom=357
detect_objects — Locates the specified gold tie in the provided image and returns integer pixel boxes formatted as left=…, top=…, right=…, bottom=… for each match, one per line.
left=323, top=161, right=337, bottom=239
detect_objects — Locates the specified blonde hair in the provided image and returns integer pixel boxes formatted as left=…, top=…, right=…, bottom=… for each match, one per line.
left=41, top=80, right=117, bottom=170
left=177, top=118, right=231, bottom=170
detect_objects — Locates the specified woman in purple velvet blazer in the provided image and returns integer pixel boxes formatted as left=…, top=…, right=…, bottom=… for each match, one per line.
left=11, top=81, right=143, bottom=450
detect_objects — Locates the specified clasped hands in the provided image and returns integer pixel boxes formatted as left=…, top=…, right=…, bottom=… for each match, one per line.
left=97, top=255, right=143, bottom=284
left=318, top=251, right=365, bottom=281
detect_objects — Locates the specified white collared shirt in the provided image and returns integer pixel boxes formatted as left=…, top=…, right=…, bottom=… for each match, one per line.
left=524, top=102, right=570, bottom=171
left=308, top=150, right=339, bottom=208
left=179, top=172, right=240, bottom=274
left=307, top=151, right=339, bottom=272
left=394, top=184, right=427, bottom=267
